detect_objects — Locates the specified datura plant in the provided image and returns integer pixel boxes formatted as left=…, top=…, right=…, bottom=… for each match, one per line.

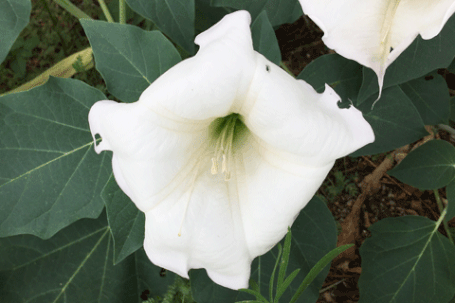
left=89, top=10, right=374, bottom=290
left=298, top=0, right=455, bottom=98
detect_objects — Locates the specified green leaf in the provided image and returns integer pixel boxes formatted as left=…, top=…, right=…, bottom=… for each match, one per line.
left=81, top=19, right=181, bottom=103
left=0, top=211, right=176, bottom=302
left=194, top=0, right=227, bottom=33
left=125, top=0, right=195, bottom=54
left=102, top=175, right=145, bottom=264
left=389, top=140, right=455, bottom=190
left=358, top=13, right=455, bottom=103
left=351, top=86, right=428, bottom=157
left=399, top=74, right=450, bottom=125
left=0, top=0, right=31, bottom=65
left=359, top=216, right=455, bottom=303
left=269, top=244, right=282, bottom=301
left=277, top=228, right=292, bottom=289
left=0, top=77, right=111, bottom=239
left=251, top=10, right=281, bottom=66
left=190, top=269, right=240, bottom=303
left=446, top=179, right=455, bottom=223
left=275, top=269, right=300, bottom=302
left=298, top=54, right=363, bottom=104
left=212, top=0, right=302, bottom=27
left=289, top=244, right=353, bottom=303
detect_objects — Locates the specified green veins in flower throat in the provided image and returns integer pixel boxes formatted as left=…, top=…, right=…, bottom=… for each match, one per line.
left=209, top=113, right=247, bottom=181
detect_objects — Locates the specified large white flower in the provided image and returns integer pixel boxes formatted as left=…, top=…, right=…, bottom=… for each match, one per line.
left=298, top=0, right=455, bottom=96
left=89, top=10, right=374, bottom=290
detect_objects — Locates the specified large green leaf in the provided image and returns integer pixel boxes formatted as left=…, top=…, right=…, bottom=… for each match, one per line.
left=351, top=86, right=428, bottom=157
left=0, top=77, right=111, bottom=239
left=191, top=196, right=337, bottom=303
left=125, top=0, right=195, bottom=54
left=358, top=13, right=455, bottom=103
left=81, top=19, right=181, bottom=103
left=0, top=212, right=176, bottom=302
left=212, top=0, right=302, bottom=27
left=399, top=74, right=450, bottom=125
left=389, top=140, right=455, bottom=190
left=102, top=175, right=145, bottom=264
left=0, top=0, right=31, bottom=64
left=298, top=53, right=363, bottom=103
left=359, top=216, right=455, bottom=303
left=251, top=10, right=281, bottom=66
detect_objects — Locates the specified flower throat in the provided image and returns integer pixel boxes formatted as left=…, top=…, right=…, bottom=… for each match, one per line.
left=210, top=114, right=242, bottom=181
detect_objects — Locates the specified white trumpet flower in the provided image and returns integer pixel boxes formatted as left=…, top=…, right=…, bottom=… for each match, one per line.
left=298, top=0, right=455, bottom=97
left=88, top=10, right=374, bottom=290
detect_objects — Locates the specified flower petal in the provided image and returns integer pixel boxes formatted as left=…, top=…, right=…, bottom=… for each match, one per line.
left=298, top=0, right=455, bottom=94
left=237, top=53, right=374, bottom=258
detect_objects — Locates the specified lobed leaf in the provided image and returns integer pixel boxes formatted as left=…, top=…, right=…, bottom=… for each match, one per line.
left=359, top=216, right=455, bottom=303
left=81, top=19, right=181, bottom=103
left=125, top=0, right=195, bottom=54
left=298, top=53, right=363, bottom=103
left=212, top=0, right=302, bottom=27
left=0, top=77, right=111, bottom=239
left=0, top=212, right=176, bottom=302
left=0, top=0, right=31, bottom=64
left=102, top=175, right=145, bottom=264
left=351, top=86, right=428, bottom=156
left=399, top=74, right=450, bottom=125
left=251, top=10, right=281, bottom=66
left=389, top=140, right=455, bottom=190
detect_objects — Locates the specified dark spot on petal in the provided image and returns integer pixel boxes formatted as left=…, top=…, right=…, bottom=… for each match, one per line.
left=389, top=47, right=394, bottom=53
left=266, top=65, right=270, bottom=72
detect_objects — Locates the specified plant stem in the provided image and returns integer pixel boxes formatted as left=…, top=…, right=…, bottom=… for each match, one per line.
left=319, top=279, right=345, bottom=293
left=52, top=0, right=92, bottom=20
left=0, top=47, right=94, bottom=97
left=119, top=0, right=126, bottom=24
left=434, top=189, right=454, bottom=244
left=438, top=124, right=455, bottom=136
left=98, top=0, right=114, bottom=23
left=40, top=0, right=69, bottom=56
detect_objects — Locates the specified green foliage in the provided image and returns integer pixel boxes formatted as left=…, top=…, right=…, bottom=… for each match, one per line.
left=389, top=140, right=455, bottom=190
left=0, top=212, right=177, bottom=302
left=81, top=19, right=182, bottom=103
left=251, top=10, right=281, bottom=66
left=359, top=215, right=455, bottom=303
left=322, top=170, right=359, bottom=202
left=238, top=229, right=353, bottom=303
left=126, top=0, right=196, bottom=54
left=143, top=276, right=195, bottom=303
left=0, top=77, right=111, bottom=239
left=0, top=0, right=31, bottom=65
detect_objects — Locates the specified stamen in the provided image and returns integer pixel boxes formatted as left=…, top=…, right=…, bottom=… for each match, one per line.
left=211, top=115, right=238, bottom=181
left=211, top=157, right=218, bottom=174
